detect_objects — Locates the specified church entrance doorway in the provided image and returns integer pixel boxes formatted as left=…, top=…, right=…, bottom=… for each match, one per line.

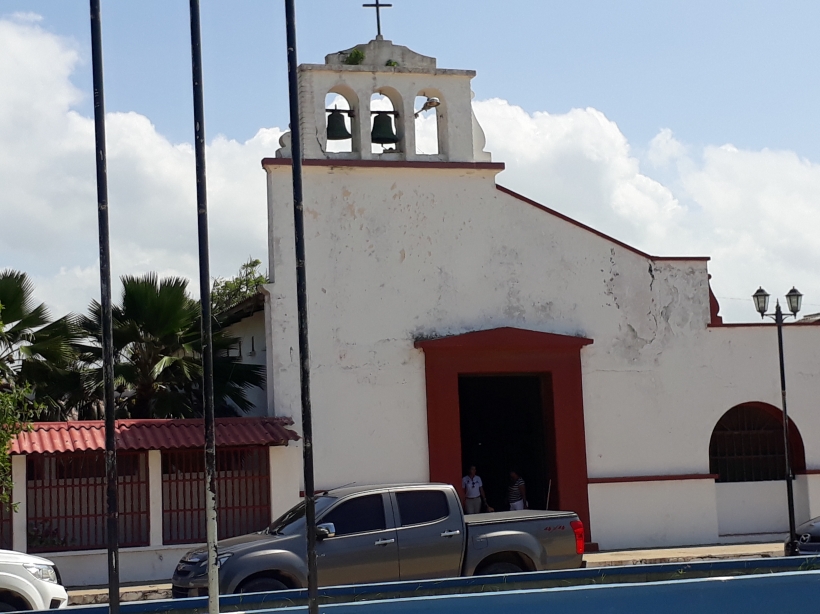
left=415, top=327, right=593, bottom=540
left=459, top=375, right=554, bottom=511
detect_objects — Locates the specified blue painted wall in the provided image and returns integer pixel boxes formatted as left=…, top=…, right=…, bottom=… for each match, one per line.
left=270, top=570, right=820, bottom=614
left=52, top=558, right=820, bottom=614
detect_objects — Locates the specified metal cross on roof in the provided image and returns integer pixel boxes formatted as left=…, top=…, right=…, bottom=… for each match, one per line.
left=363, top=0, right=392, bottom=39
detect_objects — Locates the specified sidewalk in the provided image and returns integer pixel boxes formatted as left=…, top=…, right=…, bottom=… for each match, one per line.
left=584, top=542, right=784, bottom=568
left=68, top=584, right=172, bottom=606
left=66, top=542, right=786, bottom=605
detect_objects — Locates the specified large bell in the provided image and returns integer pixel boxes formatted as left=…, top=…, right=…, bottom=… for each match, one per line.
left=371, top=112, right=399, bottom=145
left=326, top=109, right=352, bottom=140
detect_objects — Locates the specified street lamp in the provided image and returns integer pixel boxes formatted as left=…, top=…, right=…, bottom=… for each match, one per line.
left=753, top=286, right=803, bottom=556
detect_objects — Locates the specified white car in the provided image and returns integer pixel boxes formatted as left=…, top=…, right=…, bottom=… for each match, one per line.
left=0, top=550, right=68, bottom=611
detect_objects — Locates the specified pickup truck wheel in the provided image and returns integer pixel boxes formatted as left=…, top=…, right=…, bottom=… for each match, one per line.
left=479, top=561, right=524, bottom=575
left=238, top=577, right=288, bottom=594
left=0, top=601, right=21, bottom=612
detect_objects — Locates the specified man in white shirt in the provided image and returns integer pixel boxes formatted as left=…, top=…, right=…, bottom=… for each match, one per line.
left=461, top=465, right=492, bottom=514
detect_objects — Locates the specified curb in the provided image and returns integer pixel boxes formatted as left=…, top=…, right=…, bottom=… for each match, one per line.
left=68, top=585, right=173, bottom=606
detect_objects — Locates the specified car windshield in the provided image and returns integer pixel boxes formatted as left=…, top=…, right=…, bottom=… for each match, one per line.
left=268, top=496, right=336, bottom=535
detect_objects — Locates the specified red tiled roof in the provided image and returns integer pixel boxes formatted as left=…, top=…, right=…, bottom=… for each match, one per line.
left=10, top=417, right=299, bottom=455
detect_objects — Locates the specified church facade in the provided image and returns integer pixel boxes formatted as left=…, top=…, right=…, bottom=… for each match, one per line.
left=260, top=38, right=820, bottom=550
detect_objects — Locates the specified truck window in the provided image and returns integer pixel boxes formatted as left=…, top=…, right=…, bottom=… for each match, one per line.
left=321, top=494, right=386, bottom=536
left=395, top=490, right=449, bottom=526
left=268, top=496, right=336, bottom=535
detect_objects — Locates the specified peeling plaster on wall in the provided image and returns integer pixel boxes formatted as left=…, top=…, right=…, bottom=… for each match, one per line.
left=265, top=163, right=820, bottom=550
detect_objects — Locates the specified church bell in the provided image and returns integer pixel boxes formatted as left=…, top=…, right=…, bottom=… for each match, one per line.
left=326, top=109, right=352, bottom=140
left=370, top=112, right=399, bottom=145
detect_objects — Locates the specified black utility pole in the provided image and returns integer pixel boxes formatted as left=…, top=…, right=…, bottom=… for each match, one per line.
left=88, top=1, right=119, bottom=611
left=775, top=302, right=798, bottom=556
left=283, top=2, right=319, bottom=613
left=188, top=2, right=219, bottom=611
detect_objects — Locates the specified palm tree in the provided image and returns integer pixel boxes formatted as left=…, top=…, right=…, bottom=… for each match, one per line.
left=78, top=273, right=264, bottom=419
left=0, top=270, right=79, bottom=416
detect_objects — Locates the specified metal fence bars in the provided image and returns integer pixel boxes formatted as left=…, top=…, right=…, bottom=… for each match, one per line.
left=162, top=447, right=270, bottom=544
left=709, top=404, right=804, bottom=483
left=26, top=452, right=149, bottom=553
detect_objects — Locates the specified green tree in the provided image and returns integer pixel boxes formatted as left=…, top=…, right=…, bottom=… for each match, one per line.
left=0, top=296, right=38, bottom=504
left=212, top=257, right=266, bottom=314
left=0, top=385, right=35, bottom=505
left=0, top=270, right=80, bottom=418
left=78, top=273, right=264, bottom=419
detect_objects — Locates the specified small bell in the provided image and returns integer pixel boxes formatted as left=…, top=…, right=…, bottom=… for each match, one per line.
left=326, top=109, right=352, bottom=140
left=371, top=112, right=399, bottom=145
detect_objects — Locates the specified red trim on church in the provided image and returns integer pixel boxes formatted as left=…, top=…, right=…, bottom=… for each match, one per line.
left=588, top=474, right=719, bottom=484
left=415, top=327, right=594, bottom=539
left=261, top=158, right=505, bottom=171
left=496, top=185, right=710, bottom=263
left=708, top=275, right=724, bottom=326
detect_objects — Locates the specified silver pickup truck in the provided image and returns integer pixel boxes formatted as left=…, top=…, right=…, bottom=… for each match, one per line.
left=172, top=483, right=584, bottom=597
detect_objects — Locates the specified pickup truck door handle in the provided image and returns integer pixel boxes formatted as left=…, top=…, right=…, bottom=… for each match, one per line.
left=440, top=530, right=461, bottom=537
left=374, top=538, right=395, bottom=546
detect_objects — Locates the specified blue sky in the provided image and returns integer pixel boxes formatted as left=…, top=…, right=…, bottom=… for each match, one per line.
left=10, top=0, right=820, bottom=156
left=2, top=1, right=820, bottom=320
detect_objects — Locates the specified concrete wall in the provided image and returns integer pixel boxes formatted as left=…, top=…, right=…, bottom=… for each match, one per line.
left=801, top=474, right=820, bottom=526
left=264, top=154, right=820, bottom=548
left=716, top=481, right=790, bottom=536
left=47, top=545, right=195, bottom=588
left=588, top=480, right=719, bottom=550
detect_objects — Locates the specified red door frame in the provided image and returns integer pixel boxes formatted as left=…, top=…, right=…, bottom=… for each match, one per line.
left=415, top=327, right=594, bottom=538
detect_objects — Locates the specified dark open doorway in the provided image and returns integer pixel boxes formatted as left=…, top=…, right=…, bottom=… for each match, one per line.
left=458, top=375, right=555, bottom=512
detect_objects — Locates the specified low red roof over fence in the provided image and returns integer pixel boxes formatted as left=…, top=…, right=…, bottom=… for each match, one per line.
left=10, top=417, right=299, bottom=455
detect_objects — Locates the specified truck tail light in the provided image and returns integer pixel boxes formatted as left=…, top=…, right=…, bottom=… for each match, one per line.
left=570, top=520, right=585, bottom=555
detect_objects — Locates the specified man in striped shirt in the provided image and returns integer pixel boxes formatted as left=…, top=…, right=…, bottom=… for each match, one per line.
left=507, top=470, right=527, bottom=511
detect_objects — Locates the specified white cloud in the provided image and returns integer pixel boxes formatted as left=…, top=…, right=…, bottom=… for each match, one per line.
left=473, top=99, right=686, bottom=246
left=3, top=17, right=820, bottom=322
left=0, top=17, right=282, bottom=317
left=471, top=99, right=820, bottom=319
left=7, top=12, right=43, bottom=23
left=678, top=145, right=820, bottom=318
left=647, top=128, right=687, bottom=168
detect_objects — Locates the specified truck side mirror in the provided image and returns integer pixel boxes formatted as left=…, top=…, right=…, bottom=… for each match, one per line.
left=316, top=523, right=336, bottom=540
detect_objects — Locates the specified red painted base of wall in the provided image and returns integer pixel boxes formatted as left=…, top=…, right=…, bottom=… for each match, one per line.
left=415, top=327, right=594, bottom=538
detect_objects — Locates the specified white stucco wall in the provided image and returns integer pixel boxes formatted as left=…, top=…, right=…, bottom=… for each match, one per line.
left=46, top=545, right=194, bottom=588
left=269, top=444, right=302, bottom=521
left=803, top=475, right=820, bottom=525
left=588, top=480, right=719, bottom=550
left=716, top=481, right=790, bottom=536
left=263, top=148, right=820, bottom=548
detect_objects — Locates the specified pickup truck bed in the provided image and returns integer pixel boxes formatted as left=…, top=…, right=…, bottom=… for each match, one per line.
left=464, top=510, right=583, bottom=574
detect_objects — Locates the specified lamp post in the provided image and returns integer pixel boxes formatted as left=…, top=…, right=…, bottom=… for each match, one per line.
left=752, top=286, right=803, bottom=556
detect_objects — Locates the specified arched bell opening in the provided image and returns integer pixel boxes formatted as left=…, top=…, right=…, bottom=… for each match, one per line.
left=370, top=89, right=403, bottom=155
left=325, top=88, right=359, bottom=154
left=414, top=94, right=440, bottom=155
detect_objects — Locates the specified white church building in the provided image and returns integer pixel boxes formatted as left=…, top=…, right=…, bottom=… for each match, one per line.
left=258, top=38, right=820, bottom=550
